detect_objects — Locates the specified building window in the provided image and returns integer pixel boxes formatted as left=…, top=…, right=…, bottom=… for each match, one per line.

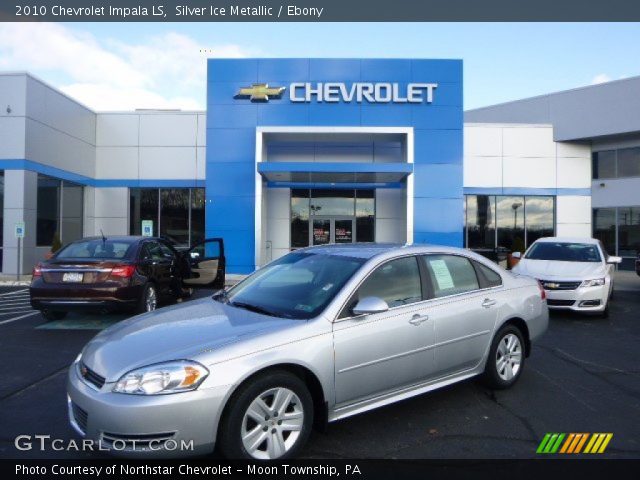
left=592, top=147, right=640, bottom=179
left=618, top=207, right=640, bottom=258
left=465, top=195, right=496, bottom=250
left=36, top=175, right=84, bottom=247
left=593, top=206, right=640, bottom=270
left=355, top=190, right=375, bottom=242
left=617, top=148, right=640, bottom=178
left=290, top=189, right=375, bottom=248
left=464, top=195, right=555, bottom=253
left=0, top=171, right=3, bottom=271
left=290, top=189, right=310, bottom=248
left=524, top=196, right=555, bottom=246
left=593, top=208, right=616, bottom=255
left=129, top=188, right=204, bottom=247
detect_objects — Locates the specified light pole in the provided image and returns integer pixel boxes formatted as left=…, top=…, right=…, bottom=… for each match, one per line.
left=512, top=202, right=523, bottom=229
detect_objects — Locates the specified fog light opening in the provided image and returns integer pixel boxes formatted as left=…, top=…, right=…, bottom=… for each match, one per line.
left=579, top=300, right=601, bottom=307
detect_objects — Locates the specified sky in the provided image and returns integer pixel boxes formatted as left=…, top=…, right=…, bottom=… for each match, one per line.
left=0, top=22, right=638, bottom=111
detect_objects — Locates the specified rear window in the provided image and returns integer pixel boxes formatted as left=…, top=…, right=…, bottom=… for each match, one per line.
left=56, top=239, right=136, bottom=260
left=423, top=254, right=480, bottom=298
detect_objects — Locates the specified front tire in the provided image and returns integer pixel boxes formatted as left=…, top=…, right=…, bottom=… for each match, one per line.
left=137, top=283, right=158, bottom=313
left=218, top=371, right=313, bottom=460
left=482, top=325, right=525, bottom=389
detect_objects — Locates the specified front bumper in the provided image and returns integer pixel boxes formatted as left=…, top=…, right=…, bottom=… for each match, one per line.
left=67, top=362, right=230, bottom=458
left=545, top=284, right=609, bottom=313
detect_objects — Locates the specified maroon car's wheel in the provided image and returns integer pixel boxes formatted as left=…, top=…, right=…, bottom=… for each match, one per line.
left=137, top=283, right=158, bottom=313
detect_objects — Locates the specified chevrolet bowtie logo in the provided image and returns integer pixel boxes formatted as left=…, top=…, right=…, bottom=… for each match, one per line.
left=235, top=83, right=286, bottom=102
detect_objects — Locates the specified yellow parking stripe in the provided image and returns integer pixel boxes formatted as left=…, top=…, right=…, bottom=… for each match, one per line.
left=583, top=433, right=599, bottom=453
left=589, top=434, right=606, bottom=453
left=597, top=433, right=613, bottom=453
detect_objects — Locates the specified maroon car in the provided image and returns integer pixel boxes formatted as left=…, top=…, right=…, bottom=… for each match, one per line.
left=30, top=236, right=225, bottom=320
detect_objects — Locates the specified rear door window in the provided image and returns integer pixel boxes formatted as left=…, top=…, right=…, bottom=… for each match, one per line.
left=423, top=255, right=480, bottom=298
left=473, top=261, right=503, bottom=288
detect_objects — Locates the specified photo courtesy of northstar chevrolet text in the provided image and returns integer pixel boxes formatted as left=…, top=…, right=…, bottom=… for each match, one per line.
left=0, top=1, right=639, bottom=476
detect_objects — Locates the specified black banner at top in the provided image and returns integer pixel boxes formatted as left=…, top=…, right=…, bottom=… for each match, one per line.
left=2, top=0, right=640, bottom=22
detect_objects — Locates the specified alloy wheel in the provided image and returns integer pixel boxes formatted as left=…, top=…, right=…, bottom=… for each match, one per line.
left=496, top=333, right=522, bottom=381
left=241, top=387, right=304, bottom=459
left=145, top=286, right=157, bottom=312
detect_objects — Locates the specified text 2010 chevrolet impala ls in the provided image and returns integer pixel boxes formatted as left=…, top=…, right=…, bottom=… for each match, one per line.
left=68, top=244, right=548, bottom=459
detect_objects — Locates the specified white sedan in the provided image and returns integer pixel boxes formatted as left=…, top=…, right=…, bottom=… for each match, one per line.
left=512, top=237, right=621, bottom=317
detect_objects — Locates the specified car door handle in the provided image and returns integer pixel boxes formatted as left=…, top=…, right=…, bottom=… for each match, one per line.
left=409, top=314, right=429, bottom=326
left=482, top=298, right=497, bottom=308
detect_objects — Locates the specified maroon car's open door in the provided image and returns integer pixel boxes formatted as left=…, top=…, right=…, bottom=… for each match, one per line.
left=182, top=238, right=225, bottom=290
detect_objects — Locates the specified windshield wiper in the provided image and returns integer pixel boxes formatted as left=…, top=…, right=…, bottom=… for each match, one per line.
left=229, top=301, right=280, bottom=317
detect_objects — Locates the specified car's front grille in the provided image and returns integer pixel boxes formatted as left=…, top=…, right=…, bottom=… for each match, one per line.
left=71, top=402, right=88, bottom=434
left=80, top=362, right=106, bottom=389
left=540, top=280, right=582, bottom=291
left=101, top=431, right=176, bottom=449
left=547, top=299, right=576, bottom=307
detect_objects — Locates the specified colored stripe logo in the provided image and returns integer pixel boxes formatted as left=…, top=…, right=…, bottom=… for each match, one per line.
left=537, top=433, right=613, bottom=454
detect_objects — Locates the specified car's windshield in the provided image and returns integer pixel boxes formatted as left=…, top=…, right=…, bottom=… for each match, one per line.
left=525, top=242, right=602, bottom=263
left=221, top=252, right=366, bottom=320
left=56, top=239, right=137, bottom=260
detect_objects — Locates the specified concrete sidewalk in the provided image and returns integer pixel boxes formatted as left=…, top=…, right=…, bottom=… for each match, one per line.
left=614, top=269, right=640, bottom=292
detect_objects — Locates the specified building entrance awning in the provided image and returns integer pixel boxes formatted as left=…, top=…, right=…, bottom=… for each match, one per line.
left=258, top=162, right=413, bottom=188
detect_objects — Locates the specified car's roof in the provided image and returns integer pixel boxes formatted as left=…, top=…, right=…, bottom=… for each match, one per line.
left=533, top=237, right=600, bottom=245
left=296, top=243, right=471, bottom=260
left=75, top=236, right=147, bottom=243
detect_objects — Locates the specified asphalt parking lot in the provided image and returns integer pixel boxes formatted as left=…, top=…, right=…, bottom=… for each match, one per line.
left=0, top=274, right=639, bottom=459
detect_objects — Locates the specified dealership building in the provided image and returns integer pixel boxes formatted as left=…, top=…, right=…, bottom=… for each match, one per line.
left=0, top=58, right=639, bottom=275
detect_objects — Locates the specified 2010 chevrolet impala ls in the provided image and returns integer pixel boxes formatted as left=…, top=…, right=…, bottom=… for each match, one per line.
left=68, top=244, right=548, bottom=459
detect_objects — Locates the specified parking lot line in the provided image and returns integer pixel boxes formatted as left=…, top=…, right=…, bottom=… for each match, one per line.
left=0, top=298, right=30, bottom=307
left=0, top=304, right=32, bottom=315
left=0, top=288, right=29, bottom=297
left=0, top=311, right=39, bottom=325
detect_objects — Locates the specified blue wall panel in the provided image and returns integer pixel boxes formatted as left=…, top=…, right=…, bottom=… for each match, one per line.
left=207, top=58, right=463, bottom=273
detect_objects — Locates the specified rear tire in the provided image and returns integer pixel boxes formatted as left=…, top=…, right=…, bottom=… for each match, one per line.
left=137, top=283, right=158, bottom=313
left=482, top=325, right=525, bottom=390
left=218, top=370, right=313, bottom=460
left=42, top=310, right=67, bottom=321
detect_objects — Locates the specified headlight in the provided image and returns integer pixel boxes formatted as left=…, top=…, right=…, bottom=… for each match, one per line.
left=74, top=352, right=82, bottom=364
left=113, top=360, right=209, bottom=395
left=580, top=278, right=605, bottom=287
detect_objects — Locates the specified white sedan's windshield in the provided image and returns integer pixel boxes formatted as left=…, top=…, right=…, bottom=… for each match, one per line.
left=525, top=242, right=602, bottom=263
left=220, top=252, right=366, bottom=319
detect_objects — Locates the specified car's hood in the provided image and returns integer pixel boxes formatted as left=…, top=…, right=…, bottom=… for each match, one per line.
left=513, top=259, right=606, bottom=280
left=81, top=298, right=303, bottom=382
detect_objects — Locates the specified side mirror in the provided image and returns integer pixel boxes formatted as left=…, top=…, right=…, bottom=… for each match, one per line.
left=352, top=296, right=389, bottom=316
left=512, top=251, right=522, bottom=259
left=607, top=256, right=622, bottom=264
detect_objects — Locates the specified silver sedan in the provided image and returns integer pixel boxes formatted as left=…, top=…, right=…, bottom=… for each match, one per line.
left=68, top=244, right=548, bottom=459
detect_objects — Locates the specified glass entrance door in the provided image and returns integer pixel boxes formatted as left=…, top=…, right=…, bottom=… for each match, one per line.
left=312, top=217, right=355, bottom=245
